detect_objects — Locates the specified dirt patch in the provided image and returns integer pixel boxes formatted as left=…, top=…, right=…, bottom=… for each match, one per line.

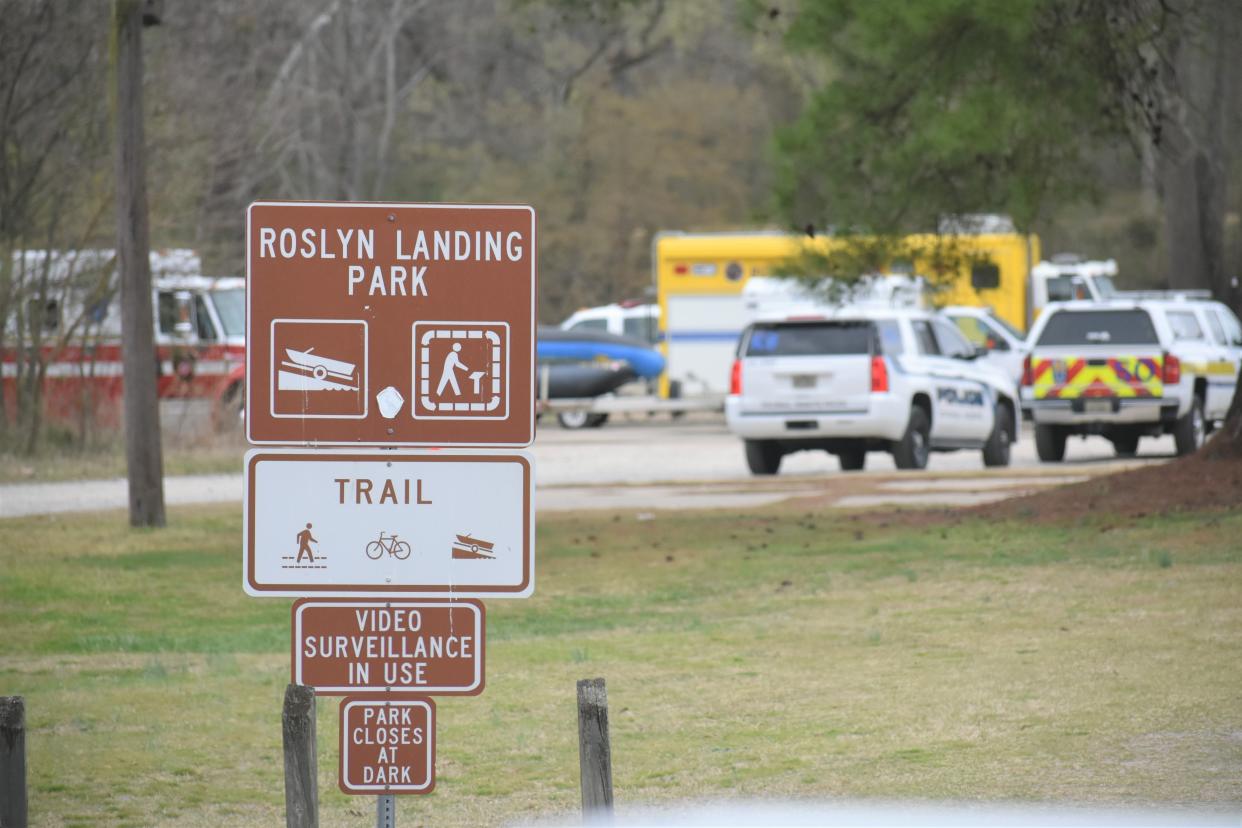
left=969, top=431, right=1242, bottom=524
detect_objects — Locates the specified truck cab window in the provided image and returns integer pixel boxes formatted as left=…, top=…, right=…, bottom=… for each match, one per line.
left=194, top=295, right=217, bottom=341
left=1167, top=311, right=1203, bottom=341
left=623, top=316, right=656, bottom=343
left=1046, top=276, right=1077, bottom=302
left=158, top=292, right=179, bottom=335
left=1203, top=310, right=1226, bottom=345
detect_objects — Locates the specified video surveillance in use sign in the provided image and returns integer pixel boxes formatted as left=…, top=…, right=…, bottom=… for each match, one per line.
left=292, top=599, right=484, bottom=696
left=246, top=201, right=536, bottom=447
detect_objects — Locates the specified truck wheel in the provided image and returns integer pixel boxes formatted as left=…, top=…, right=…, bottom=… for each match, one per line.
left=744, top=440, right=783, bottom=475
left=1173, top=396, right=1205, bottom=456
left=982, top=402, right=1013, bottom=468
left=891, top=407, right=930, bottom=470
left=837, top=448, right=866, bottom=471
left=557, top=411, right=608, bottom=429
left=1110, top=433, right=1140, bottom=457
left=1034, top=424, right=1067, bottom=462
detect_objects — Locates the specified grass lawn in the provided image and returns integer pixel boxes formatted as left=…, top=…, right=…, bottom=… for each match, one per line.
left=1, top=503, right=1239, bottom=826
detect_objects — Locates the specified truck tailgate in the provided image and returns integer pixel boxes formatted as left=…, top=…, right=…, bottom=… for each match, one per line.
left=1029, top=353, right=1164, bottom=399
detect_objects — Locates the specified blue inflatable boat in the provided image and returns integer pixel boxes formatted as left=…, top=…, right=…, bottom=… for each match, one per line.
left=536, top=327, right=665, bottom=379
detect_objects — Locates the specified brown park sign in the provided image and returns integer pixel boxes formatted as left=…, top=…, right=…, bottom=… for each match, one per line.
left=246, top=201, right=536, bottom=447
left=339, top=697, right=435, bottom=795
left=292, top=599, right=484, bottom=695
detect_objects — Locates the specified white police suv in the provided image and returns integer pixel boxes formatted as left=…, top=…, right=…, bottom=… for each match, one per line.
left=725, top=307, right=1020, bottom=474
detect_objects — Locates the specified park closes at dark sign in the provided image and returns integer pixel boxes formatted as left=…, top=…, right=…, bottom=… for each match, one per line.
left=339, top=697, right=435, bottom=795
left=292, top=599, right=483, bottom=695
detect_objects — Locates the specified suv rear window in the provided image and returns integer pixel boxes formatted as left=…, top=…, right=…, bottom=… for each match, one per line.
left=1036, top=310, right=1159, bottom=346
left=745, top=321, right=873, bottom=356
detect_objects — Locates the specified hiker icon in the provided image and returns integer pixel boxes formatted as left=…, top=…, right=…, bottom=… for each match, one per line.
left=412, top=322, right=508, bottom=419
left=296, top=522, right=319, bottom=563
left=436, top=343, right=468, bottom=397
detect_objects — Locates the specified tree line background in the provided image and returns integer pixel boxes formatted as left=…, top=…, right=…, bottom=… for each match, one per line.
left=2, top=0, right=1240, bottom=448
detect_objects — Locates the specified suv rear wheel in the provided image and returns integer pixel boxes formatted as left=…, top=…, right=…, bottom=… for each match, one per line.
left=1173, top=396, right=1205, bottom=456
left=744, top=440, right=783, bottom=475
left=981, top=402, right=1013, bottom=468
left=838, top=448, right=866, bottom=472
left=1034, top=424, right=1067, bottom=463
left=892, top=407, right=930, bottom=470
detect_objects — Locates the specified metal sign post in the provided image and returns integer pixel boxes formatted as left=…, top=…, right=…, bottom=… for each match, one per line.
left=376, top=795, right=395, bottom=827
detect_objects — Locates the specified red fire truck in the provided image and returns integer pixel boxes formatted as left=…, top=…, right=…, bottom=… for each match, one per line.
left=1, top=250, right=246, bottom=430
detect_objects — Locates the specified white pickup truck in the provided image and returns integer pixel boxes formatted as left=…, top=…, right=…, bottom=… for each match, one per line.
left=1021, top=298, right=1242, bottom=459
left=725, top=307, right=1020, bottom=474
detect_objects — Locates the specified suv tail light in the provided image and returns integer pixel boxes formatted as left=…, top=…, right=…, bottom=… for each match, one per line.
left=1021, top=355, right=1033, bottom=386
left=870, top=355, right=889, bottom=393
left=729, top=359, right=743, bottom=395
left=1162, top=352, right=1180, bottom=384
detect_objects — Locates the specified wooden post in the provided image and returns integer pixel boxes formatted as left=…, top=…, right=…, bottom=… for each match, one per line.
left=282, top=684, right=318, bottom=828
left=111, top=0, right=166, bottom=528
left=0, top=696, right=27, bottom=828
left=576, top=678, right=614, bottom=820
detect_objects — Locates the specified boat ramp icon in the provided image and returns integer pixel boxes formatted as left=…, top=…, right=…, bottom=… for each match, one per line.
left=452, top=534, right=496, bottom=560
left=279, top=347, right=359, bottom=392
left=270, top=318, right=369, bottom=419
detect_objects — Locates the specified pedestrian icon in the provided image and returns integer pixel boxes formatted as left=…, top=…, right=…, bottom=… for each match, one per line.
left=297, top=523, right=318, bottom=562
left=412, top=322, right=509, bottom=420
left=436, top=343, right=468, bottom=397
left=271, top=319, right=368, bottom=419
left=282, top=521, right=328, bottom=570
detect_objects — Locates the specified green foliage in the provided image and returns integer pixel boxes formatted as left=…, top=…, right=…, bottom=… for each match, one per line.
left=770, top=229, right=987, bottom=299
left=769, top=0, right=1127, bottom=236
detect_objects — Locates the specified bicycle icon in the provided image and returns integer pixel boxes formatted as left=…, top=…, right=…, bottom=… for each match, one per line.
left=365, top=532, right=411, bottom=561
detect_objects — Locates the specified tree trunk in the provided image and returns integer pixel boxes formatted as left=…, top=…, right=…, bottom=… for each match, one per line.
left=113, top=0, right=165, bottom=527
left=1158, top=0, right=1242, bottom=452
left=1158, top=3, right=1233, bottom=297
